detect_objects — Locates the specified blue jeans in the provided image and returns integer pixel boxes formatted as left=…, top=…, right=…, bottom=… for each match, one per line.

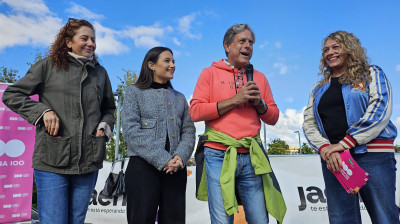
left=321, top=152, right=399, bottom=224
left=34, top=169, right=98, bottom=224
left=204, top=147, right=268, bottom=224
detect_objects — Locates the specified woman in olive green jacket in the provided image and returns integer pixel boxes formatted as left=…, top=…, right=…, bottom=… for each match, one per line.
left=2, top=19, right=115, bottom=224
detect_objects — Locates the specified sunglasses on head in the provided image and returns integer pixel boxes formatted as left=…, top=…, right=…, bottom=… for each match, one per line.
left=64, top=18, right=78, bottom=35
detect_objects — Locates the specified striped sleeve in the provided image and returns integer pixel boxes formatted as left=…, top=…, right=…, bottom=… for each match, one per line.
left=302, top=83, right=330, bottom=153
left=340, top=66, right=393, bottom=148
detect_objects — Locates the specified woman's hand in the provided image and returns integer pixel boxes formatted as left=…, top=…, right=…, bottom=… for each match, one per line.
left=96, top=128, right=105, bottom=137
left=320, top=143, right=345, bottom=161
left=43, top=110, right=59, bottom=136
left=326, top=152, right=343, bottom=173
left=163, top=155, right=184, bottom=174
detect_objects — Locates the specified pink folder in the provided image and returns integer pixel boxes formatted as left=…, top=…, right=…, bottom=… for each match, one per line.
left=332, top=150, right=370, bottom=194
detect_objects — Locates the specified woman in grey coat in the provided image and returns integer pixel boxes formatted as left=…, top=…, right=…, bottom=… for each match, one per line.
left=2, top=19, right=115, bottom=224
left=122, top=46, right=196, bottom=224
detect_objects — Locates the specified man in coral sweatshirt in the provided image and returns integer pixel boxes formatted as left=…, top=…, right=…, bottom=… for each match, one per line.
left=190, top=24, right=285, bottom=224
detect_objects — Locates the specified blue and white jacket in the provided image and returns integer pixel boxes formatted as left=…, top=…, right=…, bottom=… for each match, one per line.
left=303, top=65, right=397, bottom=154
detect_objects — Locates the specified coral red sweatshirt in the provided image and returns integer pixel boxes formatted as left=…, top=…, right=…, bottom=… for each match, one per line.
left=189, top=59, right=279, bottom=152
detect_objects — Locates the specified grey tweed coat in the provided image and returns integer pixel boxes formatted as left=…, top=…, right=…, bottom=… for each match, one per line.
left=122, top=85, right=196, bottom=170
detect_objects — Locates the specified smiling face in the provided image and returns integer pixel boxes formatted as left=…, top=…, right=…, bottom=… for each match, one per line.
left=323, top=38, right=348, bottom=77
left=224, top=29, right=254, bottom=69
left=148, top=50, right=175, bottom=84
left=66, top=26, right=96, bottom=58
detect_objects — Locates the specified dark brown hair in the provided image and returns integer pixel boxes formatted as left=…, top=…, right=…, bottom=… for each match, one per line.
left=135, top=47, right=174, bottom=89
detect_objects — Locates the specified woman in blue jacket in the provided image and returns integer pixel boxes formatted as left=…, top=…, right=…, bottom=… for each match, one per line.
left=303, top=31, right=398, bottom=223
left=122, top=47, right=196, bottom=224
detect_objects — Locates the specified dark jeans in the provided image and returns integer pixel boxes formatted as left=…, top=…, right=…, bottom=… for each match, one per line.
left=125, top=156, right=187, bottom=224
left=321, top=152, right=399, bottom=224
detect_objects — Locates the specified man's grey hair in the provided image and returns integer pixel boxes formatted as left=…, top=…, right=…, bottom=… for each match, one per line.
left=223, top=24, right=255, bottom=56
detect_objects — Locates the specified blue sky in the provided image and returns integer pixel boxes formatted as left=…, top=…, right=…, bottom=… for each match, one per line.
left=1, top=0, right=399, bottom=146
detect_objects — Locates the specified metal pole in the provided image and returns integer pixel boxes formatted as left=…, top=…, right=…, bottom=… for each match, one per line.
left=294, top=131, right=301, bottom=154
left=114, top=90, right=122, bottom=160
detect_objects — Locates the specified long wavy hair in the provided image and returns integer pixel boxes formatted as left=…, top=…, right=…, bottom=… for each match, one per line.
left=48, top=19, right=96, bottom=70
left=135, top=47, right=174, bottom=89
left=318, top=31, right=371, bottom=85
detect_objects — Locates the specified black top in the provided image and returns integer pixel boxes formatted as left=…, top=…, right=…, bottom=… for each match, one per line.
left=150, top=82, right=169, bottom=89
left=150, top=82, right=170, bottom=151
left=317, top=77, right=348, bottom=144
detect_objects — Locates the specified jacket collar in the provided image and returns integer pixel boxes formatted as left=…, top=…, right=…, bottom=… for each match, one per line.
left=67, top=53, right=98, bottom=68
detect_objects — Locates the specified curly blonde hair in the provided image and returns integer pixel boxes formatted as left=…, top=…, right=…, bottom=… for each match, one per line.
left=318, top=31, right=371, bottom=85
left=48, top=19, right=96, bottom=70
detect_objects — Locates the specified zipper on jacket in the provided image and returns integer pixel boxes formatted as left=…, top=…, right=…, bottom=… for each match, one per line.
left=76, top=65, right=87, bottom=174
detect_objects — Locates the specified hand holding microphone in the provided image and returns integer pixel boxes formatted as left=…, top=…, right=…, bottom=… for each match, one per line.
left=244, top=64, right=266, bottom=113
left=245, top=64, right=254, bottom=103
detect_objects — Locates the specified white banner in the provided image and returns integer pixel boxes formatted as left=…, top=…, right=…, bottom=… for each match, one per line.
left=86, top=154, right=400, bottom=224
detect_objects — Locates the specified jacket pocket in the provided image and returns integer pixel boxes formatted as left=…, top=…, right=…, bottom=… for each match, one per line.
left=140, top=118, right=156, bottom=129
left=40, top=135, right=71, bottom=167
left=91, top=135, right=107, bottom=164
left=204, top=147, right=225, bottom=158
left=140, top=118, right=157, bottom=138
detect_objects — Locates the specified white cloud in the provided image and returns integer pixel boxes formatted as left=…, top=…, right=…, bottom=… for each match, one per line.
left=0, top=1, right=198, bottom=55
left=394, top=117, right=400, bottom=145
left=66, top=3, right=105, bottom=20
left=166, top=26, right=174, bottom=32
left=0, top=0, right=62, bottom=51
left=267, top=107, right=305, bottom=146
left=172, top=49, right=181, bottom=57
left=396, top=64, right=400, bottom=72
left=135, top=36, right=161, bottom=48
left=273, top=62, right=288, bottom=75
left=94, top=22, right=129, bottom=55
left=395, top=117, right=400, bottom=127
left=123, top=24, right=164, bottom=38
left=2, top=0, right=51, bottom=15
left=173, top=37, right=181, bottom=46
left=178, top=13, right=201, bottom=39
left=275, top=41, right=282, bottom=49
left=122, top=24, right=166, bottom=48
left=0, top=1, right=170, bottom=54
left=259, top=41, right=269, bottom=49
left=285, top=97, right=294, bottom=103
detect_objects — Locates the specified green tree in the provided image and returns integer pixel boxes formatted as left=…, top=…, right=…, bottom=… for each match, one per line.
left=395, top=145, right=400, bottom=153
left=300, top=143, right=315, bottom=154
left=0, top=66, right=19, bottom=83
left=267, top=138, right=290, bottom=154
left=106, top=69, right=138, bottom=161
left=26, top=49, right=47, bottom=67
left=1, top=49, right=45, bottom=84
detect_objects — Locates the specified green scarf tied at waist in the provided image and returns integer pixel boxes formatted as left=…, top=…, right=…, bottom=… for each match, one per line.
left=197, top=127, right=286, bottom=223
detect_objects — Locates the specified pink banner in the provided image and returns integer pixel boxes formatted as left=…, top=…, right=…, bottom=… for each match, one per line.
left=0, top=83, right=36, bottom=223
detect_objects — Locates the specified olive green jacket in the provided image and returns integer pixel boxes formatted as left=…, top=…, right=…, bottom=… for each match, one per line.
left=2, top=57, right=115, bottom=174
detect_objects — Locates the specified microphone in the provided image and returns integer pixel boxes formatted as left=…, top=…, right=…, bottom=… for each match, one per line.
left=245, top=64, right=254, bottom=103
left=245, top=64, right=253, bottom=82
